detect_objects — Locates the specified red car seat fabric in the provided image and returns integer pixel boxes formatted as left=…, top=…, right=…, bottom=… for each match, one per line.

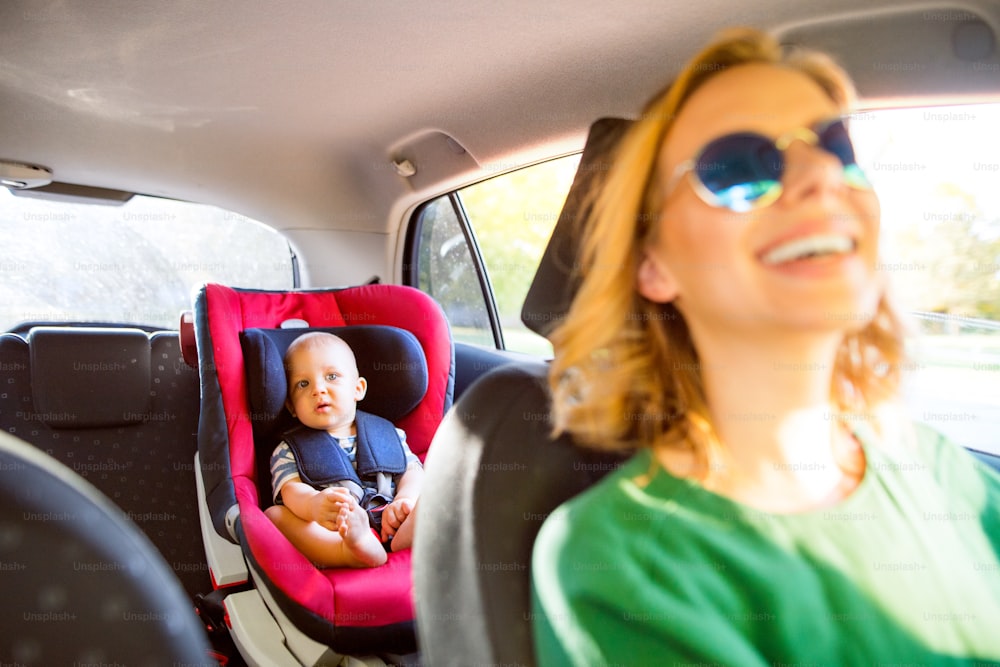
left=194, top=283, right=453, bottom=654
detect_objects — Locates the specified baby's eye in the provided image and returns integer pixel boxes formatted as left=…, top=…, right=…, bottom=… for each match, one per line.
left=326, top=372, right=340, bottom=382
left=295, top=379, right=309, bottom=389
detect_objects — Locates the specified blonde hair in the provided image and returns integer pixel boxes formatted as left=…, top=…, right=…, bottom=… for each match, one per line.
left=548, top=28, right=906, bottom=468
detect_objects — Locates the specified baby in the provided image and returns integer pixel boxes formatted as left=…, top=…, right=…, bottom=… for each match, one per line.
left=264, top=331, right=422, bottom=568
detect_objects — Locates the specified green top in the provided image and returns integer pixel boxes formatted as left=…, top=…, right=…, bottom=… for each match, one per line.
left=531, top=424, right=1000, bottom=666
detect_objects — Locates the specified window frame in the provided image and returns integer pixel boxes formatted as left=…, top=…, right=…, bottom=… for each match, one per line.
left=404, top=192, right=505, bottom=349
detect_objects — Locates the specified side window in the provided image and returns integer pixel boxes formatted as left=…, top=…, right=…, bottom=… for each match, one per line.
left=849, top=104, right=1000, bottom=452
left=410, top=155, right=581, bottom=356
left=412, top=195, right=495, bottom=348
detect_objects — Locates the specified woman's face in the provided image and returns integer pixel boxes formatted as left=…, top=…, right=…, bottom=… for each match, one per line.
left=637, top=63, right=882, bottom=343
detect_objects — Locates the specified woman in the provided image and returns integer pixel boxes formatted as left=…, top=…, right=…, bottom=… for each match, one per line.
left=531, top=28, right=1000, bottom=665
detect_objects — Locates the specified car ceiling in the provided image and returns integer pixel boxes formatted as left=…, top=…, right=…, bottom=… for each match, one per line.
left=2, top=0, right=998, bottom=237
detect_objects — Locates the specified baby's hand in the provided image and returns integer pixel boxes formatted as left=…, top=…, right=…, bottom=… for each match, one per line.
left=310, top=487, right=355, bottom=531
left=380, top=497, right=415, bottom=542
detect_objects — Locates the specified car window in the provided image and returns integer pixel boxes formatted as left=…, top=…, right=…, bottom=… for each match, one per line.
left=851, top=104, right=1000, bottom=452
left=0, top=190, right=295, bottom=330
left=411, top=194, right=496, bottom=348
left=408, top=105, right=998, bottom=451
left=410, top=155, right=580, bottom=356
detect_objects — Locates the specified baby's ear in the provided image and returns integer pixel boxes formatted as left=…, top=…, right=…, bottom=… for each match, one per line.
left=355, top=376, right=368, bottom=401
left=284, top=398, right=296, bottom=418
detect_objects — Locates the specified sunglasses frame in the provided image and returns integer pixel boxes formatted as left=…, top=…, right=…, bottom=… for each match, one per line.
left=664, top=116, right=871, bottom=213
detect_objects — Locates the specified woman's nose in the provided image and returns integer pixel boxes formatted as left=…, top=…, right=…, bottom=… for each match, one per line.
left=778, top=140, right=847, bottom=205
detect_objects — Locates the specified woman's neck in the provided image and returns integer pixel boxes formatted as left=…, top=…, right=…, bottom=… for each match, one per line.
left=657, top=327, right=866, bottom=513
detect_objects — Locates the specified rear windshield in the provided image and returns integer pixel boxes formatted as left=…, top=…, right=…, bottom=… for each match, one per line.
left=0, top=190, right=295, bottom=331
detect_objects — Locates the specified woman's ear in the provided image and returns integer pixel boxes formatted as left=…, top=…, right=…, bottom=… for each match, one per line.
left=637, top=251, right=679, bottom=303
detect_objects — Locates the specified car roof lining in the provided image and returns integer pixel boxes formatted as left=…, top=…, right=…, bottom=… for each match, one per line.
left=1, top=1, right=997, bottom=236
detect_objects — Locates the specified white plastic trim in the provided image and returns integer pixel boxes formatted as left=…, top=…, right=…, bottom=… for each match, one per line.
left=246, top=559, right=345, bottom=666
left=194, top=451, right=249, bottom=587
left=225, top=589, right=304, bottom=667
left=225, top=503, right=241, bottom=542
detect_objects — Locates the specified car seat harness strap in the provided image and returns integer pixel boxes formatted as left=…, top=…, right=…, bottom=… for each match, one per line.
left=282, top=410, right=406, bottom=534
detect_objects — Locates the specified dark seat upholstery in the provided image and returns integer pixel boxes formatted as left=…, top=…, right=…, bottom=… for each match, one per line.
left=414, top=362, right=626, bottom=666
left=0, top=326, right=209, bottom=597
left=0, top=430, right=212, bottom=665
left=413, top=117, right=634, bottom=665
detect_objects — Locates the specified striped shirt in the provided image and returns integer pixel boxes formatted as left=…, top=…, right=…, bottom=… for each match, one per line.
left=270, top=426, right=419, bottom=504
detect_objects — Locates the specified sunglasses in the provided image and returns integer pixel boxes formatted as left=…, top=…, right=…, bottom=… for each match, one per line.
left=665, top=117, right=872, bottom=213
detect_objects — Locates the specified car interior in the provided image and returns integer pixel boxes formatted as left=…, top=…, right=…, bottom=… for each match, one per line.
left=2, top=1, right=1000, bottom=665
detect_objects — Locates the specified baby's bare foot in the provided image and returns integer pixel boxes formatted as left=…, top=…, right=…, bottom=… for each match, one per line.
left=337, top=500, right=386, bottom=567
left=336, top=500, right=367, bottom=543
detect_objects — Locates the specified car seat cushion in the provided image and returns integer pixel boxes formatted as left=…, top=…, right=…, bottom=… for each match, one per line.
left=237, top=505, right=414, bottom=627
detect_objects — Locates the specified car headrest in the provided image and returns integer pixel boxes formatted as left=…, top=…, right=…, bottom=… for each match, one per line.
left=0, top=431, right=213, bottom=664
left=28, top=327, right=152, bottom=429
left=521, top=117, right=634, bottom=338
left=240, top=325, right=429, bottom=437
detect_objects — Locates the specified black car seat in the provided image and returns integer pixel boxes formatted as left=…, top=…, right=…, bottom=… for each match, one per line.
left=0, top=430, right=213, bottom=665
left=0, top=325, right=208, bottom=597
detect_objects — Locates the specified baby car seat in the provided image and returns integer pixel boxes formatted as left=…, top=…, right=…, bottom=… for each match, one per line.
left=192, top=283, right=453, bottom=661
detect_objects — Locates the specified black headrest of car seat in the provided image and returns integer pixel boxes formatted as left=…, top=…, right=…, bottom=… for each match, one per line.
left=28, top=327, right=152, bottom=429
left=240, top=325, right=429, bottom=436
left=0, top=431, right=213, bottom=664
left=521, top=117, right=634, bottom=338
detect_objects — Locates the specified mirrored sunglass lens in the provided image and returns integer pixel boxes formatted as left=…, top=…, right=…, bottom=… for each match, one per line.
left=712, top=181, right=781, bottom=212
left=842, top=163, right=871, bottom=189
left=819, top=120, right=872, bottom=189
left=695, top=133, right=782, bottom=209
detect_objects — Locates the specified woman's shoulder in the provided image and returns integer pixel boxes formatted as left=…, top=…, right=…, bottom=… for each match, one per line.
left=869, top=418, right=994, bottom=478
left=909, top=421, right=1000, bottom=488
left=532, top=447, right=705, bottom=575
left=858, top=417, right=1000, bottom=517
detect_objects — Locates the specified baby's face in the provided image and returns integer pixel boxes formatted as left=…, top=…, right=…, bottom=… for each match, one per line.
left=285, top=339, right=367, bottom=437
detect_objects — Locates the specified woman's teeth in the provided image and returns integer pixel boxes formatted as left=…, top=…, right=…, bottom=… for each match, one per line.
left=761, top=234, right=856, bottom=265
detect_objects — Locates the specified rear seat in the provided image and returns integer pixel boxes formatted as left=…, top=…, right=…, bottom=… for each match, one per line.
left=0, top=326, right=208, bottom=597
